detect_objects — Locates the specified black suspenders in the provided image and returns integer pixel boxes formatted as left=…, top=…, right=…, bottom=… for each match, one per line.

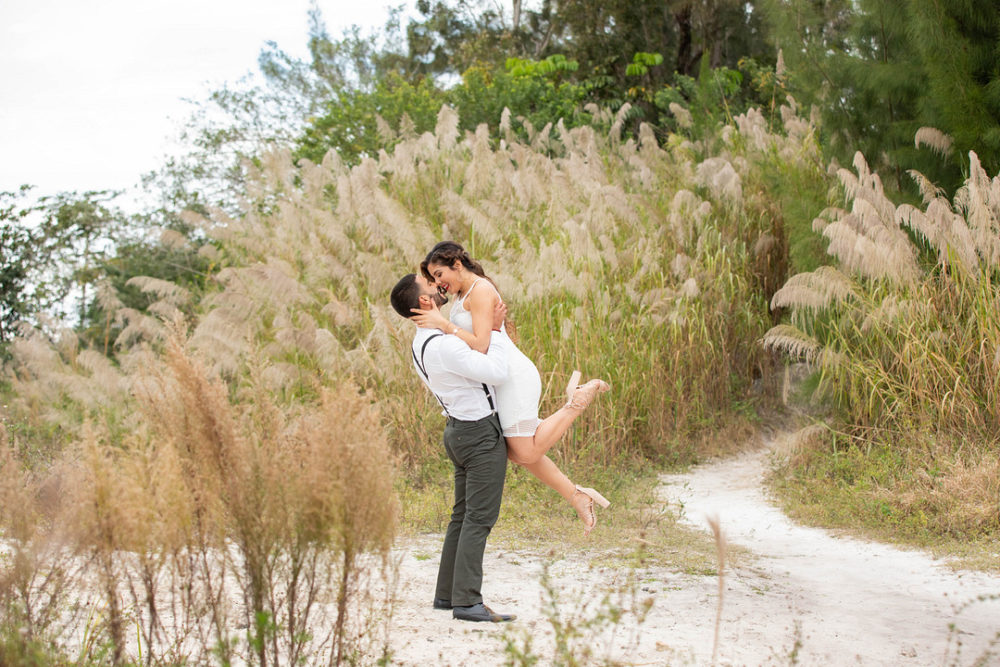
left=412, top=333, right=496, bottom=416
left=413, top=334, right=449, bottom=415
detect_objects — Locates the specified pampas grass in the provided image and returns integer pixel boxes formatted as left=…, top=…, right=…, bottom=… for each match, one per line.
left=765, top=141, right=1000, bottom=537
left=2, top=330, right=399, bottom=664
left=2, top=98, right=836, bottom=659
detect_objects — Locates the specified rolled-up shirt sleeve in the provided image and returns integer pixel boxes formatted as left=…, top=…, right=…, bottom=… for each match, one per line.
left=438, top=331, right=508, bottom=385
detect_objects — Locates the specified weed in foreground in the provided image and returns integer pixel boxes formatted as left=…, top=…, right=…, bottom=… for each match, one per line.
left=0, top=331, right=400, bottom=664
left=501, top=557, right=654, bottom=666
left=944, top=593, right=1000, bottom=667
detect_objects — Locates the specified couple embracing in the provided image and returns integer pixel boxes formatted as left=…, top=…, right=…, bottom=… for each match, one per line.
left=390, top=241, right=611, bottom=623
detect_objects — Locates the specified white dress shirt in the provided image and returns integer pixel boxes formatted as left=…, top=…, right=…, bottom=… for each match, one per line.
left=411, top=326, right=508, bottom=421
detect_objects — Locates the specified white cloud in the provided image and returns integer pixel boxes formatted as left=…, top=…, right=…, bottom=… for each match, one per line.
left=0, top=0, right=401, bottom=195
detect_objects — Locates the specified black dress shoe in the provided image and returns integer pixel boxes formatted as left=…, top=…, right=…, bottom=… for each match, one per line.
left=452, top=603, right=516, bottom=622
left=433, top=598, right=452, bottom=610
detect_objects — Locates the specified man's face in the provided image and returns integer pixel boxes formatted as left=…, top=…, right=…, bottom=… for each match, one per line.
left=416, top=274, right=448, bottom=307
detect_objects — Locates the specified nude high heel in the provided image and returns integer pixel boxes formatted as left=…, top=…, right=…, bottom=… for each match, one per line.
left=565, top=370, right=610, bottom=411
left=571, top=485, right=611, bottom=537
left=565, top=370, right=581, bottom=401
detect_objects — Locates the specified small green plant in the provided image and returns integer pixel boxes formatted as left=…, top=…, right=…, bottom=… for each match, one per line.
left=944, top=593, right=1000, bottom=666
left=502, top=559, right=653, bottom=666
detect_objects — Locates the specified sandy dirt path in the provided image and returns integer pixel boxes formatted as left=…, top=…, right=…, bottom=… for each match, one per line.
left=387, top=434, right=1000, bottom=665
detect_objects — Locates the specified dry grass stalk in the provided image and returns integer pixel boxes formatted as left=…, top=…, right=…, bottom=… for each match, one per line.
left=2, top=326, right=399, bottom=663
left=706, top=514, right=727, bottom=666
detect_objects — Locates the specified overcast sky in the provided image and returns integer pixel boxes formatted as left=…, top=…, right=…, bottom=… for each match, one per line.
left=0, top=1, right=400, bottom=196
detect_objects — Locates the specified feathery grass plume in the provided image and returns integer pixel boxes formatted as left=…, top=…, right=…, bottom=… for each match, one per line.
left=520, top=116, right=537, bottom=145
left=914, top=127, right=954, bottom=159
left=158, top=228, right=191, bottom=251
left=775, top=49, right=786, bottom=81
left=435, top=104, right=460, bottom=151
left=94, top=279, right=127, bottom=355
left=762, top=324, right=822, bottom=363
left=956, top=152, right=1000, bottom=270
left=695, top=158, right=742, bottom=205
left=394, top=111, right=415, bottom=142
left=859, top=295, right=904, bottom=334
left=908, top=169, right=947, bottom=206
left=95, top=279, right=124, bottom=315
left=499, top=106, right=512, bottom=142
left=197, top=243, right=220, bottom=263
left=375, top=113, right=396, bottom=146
left=770, top=265, right=855, bottom=312
left=62, top=424, right=154, bottom=663
left=734, top=107, right=771, bottom=152
left=669, top=102, right=693, bottom=129
left=297, top=156, right=330, bottom=201
left=671, top=253, right=692, bottom=279
left=462, top=123, right=498, bottom=199
left=609, top=102, right=632, bottom=142
left=0, top=428, right=83, bottom=656
left=441, top=191, right=502, bottom=246
left=668, top=190, right=707, bottom=247
left=114, top=306, right=171, bottom=349
left=125, top=276, right=191, bottom=306
left=637, top=122, right=662, bottom=156
left=531, top=121, right=553, bottom=152
left=816, top=206, right=920, bottom=285
left=680, top=278, right=700, bottom=298
left=563, top=217, right=603, bottom=266
left=779, top=101, right=817, bottom=159
left=583, top=102, right=611, bottom=125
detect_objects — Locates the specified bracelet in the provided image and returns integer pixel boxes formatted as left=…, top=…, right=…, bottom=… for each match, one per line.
left=451, top=325, right=459, bottom=335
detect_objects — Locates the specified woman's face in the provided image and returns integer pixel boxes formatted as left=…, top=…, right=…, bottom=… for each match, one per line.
left=426, top=260, right=464, bottom=294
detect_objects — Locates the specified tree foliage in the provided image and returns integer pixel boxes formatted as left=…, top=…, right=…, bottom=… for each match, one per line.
left=771, top=0, right=1000, bottom=192
left=0, top=189, right=38, bottom=345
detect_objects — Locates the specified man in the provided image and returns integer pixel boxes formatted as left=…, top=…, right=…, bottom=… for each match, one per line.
left=390, top=272, right=516, bottom=623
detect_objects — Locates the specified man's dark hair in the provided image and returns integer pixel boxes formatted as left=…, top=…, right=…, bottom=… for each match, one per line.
left=390, top=273, right=421, bottom=318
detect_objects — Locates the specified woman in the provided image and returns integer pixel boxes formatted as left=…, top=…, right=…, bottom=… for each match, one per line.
left=411, top=241, right=611, bottom=535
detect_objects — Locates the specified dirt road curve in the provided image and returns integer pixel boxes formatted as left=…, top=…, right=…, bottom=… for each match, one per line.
left=388, top=434, right=1000, bottom=666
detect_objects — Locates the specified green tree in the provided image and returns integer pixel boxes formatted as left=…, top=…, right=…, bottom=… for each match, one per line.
left=296, top=72, right=448, bottom=164
left=451, top=56, right=588, bottom=137
left=772, top=0, right=1000, bottom=192
left=36, top=191, right=122, bottom=330
left=0, top=188, right=38, bottom=345
left=908, top=1, right=1000, bottom=177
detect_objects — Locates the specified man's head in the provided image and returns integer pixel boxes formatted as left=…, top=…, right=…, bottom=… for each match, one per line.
left=390, top=273, right=447, bottom=319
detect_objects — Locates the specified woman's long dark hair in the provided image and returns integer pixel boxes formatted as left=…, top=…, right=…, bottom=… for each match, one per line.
left=420, top=241, right=518, bottom=341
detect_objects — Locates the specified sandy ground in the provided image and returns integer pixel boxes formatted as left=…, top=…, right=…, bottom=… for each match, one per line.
left=386, top=432, right=1000, bottom=666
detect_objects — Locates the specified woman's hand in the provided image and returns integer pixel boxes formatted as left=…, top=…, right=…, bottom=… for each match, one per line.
left=492, top=301, right=507, bottom=331
left=411, top=302, right=452, bottom=331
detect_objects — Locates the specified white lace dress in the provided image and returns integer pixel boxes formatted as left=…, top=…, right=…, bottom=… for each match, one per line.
left=450, top=279, right=542, bottom=437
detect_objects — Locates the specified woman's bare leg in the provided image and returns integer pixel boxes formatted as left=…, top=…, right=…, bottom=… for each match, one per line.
left=505, top=406, right=582, bottom=466
left=513, top=453, right=575, bottom=501
left=510, top=450, right=606, bottom=534
left=505, top=378, right=611, bottom=466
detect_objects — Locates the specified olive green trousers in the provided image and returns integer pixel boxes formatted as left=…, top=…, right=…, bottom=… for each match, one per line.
left=434, top=413, right=507, bottom=607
